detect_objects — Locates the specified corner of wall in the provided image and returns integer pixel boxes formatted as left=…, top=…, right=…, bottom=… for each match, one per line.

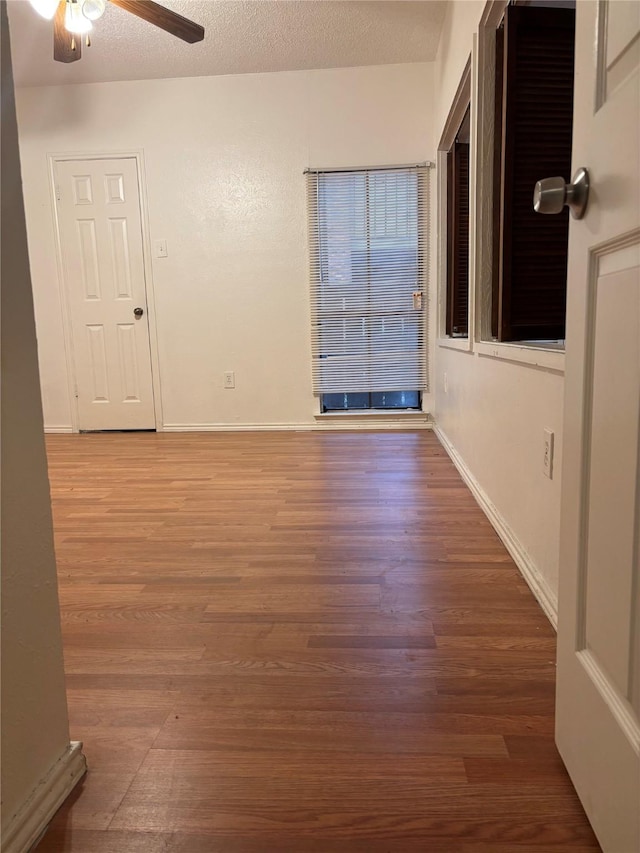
left=1, top=744, right=87, bottom=853
left=1, top=4, right=86, bottom=849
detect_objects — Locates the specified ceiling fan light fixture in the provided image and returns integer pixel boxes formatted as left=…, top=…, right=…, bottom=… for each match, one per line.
left=52, top=0, right=204, bottom=64
left=81, top=0, right=106, bottom=22
left=65, top=0, right=93, bottom=34
left=28, top=0, right=59, bottom=19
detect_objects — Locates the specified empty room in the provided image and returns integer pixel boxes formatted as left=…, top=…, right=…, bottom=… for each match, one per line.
left=1, top=1, right=638, bottom=852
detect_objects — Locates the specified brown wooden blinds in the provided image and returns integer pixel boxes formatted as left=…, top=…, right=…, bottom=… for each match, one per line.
left=446, top=106, right=470, bottom=337
left=493, top=4, right=575, bottom=341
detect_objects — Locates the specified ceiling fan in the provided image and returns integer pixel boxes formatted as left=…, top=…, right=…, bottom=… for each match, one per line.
left=28, top=0, right=205, bottom=63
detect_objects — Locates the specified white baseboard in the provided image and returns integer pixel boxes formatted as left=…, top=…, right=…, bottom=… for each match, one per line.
left=44, top=421, right=432, bottom=435
left=1, top=741, right=87, bottom=853
left=162, top=420, right=432, bottom=432
left=433, top=424, right=558, bottom=630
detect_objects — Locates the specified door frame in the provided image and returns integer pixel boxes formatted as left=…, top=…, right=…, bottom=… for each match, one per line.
left=48, top=150, right=164, bottom=432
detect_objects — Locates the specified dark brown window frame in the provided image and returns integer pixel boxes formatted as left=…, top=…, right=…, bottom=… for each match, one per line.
left=438, top=57, right=471, bottom=344
left=446, top=106, right=471, bottom=337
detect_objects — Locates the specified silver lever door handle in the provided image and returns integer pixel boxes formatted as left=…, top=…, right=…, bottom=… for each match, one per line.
left=533, top=167, right=589, bottom=220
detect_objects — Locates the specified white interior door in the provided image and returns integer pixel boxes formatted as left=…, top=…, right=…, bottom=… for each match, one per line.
left=556, top=2, right=640, bottom=851
left=55, top=157, right=156, bottom=431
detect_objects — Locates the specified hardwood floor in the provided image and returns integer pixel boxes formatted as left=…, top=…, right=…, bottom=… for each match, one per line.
left=36, top=430, right=600, bottom=852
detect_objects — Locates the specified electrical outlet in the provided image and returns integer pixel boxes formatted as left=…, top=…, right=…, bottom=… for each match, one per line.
left=224, top=371, right=235, bottom=389
left=543, top=428, right=554, bottom=479
left=443, top=372, right=448, bottom=393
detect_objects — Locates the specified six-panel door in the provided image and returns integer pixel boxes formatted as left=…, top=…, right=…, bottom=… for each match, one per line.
left=556, top=2, right=640, bottom=850
left=56, top=157, right=156, bottom=431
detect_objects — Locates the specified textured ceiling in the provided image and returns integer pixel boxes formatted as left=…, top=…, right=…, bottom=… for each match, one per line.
left=8, top=0, right=446, bottom=88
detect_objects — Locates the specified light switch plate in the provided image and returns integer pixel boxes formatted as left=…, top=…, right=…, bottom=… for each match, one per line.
left=154, top=239, right=168, bottom=258
left=543, top=428, right=554, bottom=479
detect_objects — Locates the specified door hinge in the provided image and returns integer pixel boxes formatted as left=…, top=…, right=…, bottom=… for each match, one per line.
left=55, top=184, right=61, bottom=202
left=74, top=384, right=78, bottom=399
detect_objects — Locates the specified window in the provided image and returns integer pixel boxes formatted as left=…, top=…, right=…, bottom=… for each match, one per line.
left=322, top=391, right=420, bottom=412
left=491, top=3, right=575, bottom=342
left=446, top=105, right=471, bottom=337
left=306, top=166, right=429, bottom=411
left=438, top=56, right=471, bottom=346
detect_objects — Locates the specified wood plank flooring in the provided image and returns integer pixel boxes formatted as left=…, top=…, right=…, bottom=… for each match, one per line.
left=36, top=431, right=600, bottom=852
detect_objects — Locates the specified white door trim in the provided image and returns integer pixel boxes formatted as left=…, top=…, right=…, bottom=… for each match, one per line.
left=48, top=150, right=164, bottom=432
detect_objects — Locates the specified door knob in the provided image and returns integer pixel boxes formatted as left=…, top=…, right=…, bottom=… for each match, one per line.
left=533, top=167, right=589, bottom=220
left=133, top=307, right=144, bottom=318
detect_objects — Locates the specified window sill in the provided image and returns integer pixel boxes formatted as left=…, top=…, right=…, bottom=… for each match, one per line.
left=315, top=410, right=430, bottom=423
left=475, top=340, right=565, bottom=373
left=438, top=336, right=472, bottom=352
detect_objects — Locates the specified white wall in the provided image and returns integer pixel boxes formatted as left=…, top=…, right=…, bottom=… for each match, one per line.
left=15, top=62, right=435, bottom=430
left=433, top=0, right=565, bottom=618
left=1, top=2, right=83, bottom=846
left=435, top=0, right=485, bottom=133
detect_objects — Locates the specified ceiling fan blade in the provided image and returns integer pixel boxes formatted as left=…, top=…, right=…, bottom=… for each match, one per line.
left=54, top=0, right=82, bottom=62
left=108, top=0, right=204, bottom=44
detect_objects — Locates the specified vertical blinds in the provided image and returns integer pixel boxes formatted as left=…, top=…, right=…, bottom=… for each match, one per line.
left=446, top=139, right=470, bottom=337
left=494, top=4, right=575, bottom=341
left=306, top=166, right=430, bottom=395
